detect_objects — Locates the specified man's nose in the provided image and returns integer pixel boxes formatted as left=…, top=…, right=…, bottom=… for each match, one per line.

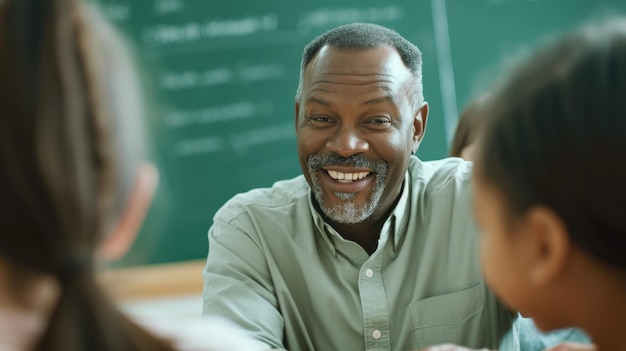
left=326, top=127, right=369, bottom=158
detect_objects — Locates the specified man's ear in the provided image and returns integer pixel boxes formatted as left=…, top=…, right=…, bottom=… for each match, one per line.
left=295, top=100, right=301, bottom=130
left=523, top=206, right=571, bottom=287
left=98, top=162, right=159, bottom=261
left=412, top=102, right=429, bottom=154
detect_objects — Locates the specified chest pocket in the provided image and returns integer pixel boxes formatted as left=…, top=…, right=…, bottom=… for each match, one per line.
left=409, top=282, right=488, bottom=349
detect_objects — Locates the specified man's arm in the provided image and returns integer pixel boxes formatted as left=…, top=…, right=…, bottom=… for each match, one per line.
left=202, top=214, right=285, bottom=350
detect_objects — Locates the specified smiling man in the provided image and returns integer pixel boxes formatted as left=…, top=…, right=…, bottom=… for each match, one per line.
left=202, top=23, right=514, bottom=351
left=297, top=44, right=421, bottom=255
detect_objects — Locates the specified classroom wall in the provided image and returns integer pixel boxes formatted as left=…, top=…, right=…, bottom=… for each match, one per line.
left=97, top=0, right=626, bottom=266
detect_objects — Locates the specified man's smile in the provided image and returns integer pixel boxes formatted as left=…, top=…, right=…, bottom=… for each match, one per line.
left=320, top=166, right=375, bottom=194
left=326, top=170, right=370, bottom=183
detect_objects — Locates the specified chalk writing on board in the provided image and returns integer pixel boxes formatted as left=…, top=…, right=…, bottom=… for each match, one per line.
left=175, top=123, right=294, bottom=156
left=161, top=68, right=233, bottom=90
left=154, top=0, right=184, bottom=15
left=160, top=63, right=285, bottom=91
left=166, top=101, right=273, bottom=128
left=229, top=123, right=295, bottom=155
left=145, top=14, right=279, bottom=46
left=297, top=6, right=403, bottom=33
left=238, top=63, right=285, bottom=83
left=176, top=136, right=223, bottom=156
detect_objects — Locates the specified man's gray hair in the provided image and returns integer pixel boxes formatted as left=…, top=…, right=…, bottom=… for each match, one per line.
left=295, top=22, right=424, bottom=106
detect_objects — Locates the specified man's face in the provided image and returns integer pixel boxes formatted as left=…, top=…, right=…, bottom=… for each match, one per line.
left=295, top=45, right=427, bottom=225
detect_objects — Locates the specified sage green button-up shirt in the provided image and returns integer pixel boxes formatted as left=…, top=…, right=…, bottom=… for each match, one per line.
left=202, top=157, right=514, bottom=351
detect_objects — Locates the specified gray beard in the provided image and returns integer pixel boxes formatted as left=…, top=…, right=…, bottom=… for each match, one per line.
left=307, top=154, right=387, bottom=224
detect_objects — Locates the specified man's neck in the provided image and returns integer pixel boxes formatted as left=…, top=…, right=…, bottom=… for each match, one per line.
left=331, top=219, right=386, bottom=255
left=314, top=180, right=405, bottom=255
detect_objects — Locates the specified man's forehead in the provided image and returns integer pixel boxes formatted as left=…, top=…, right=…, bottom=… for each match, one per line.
left=305, top=44, right=411, bottom=79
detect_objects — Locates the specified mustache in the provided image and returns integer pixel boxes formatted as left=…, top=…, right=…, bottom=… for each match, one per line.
left=307, top=154, right=387, bottom=173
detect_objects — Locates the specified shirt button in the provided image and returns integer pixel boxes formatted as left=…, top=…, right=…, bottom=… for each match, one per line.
left=372, top=329, right=382, bottom=339
left=365, top=268, right=374, bottom=278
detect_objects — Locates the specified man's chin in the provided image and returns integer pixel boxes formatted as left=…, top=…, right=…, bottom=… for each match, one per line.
left=320, top=202, right=369, bottom=225
left=334, top=192, right=356, bottom=201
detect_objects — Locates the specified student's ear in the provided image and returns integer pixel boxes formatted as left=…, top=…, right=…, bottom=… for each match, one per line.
left=523, top=206, right=571, bottom=287
left=98, top=162, right=159, bottom=261
left=412, top=102, right=429, bottom=154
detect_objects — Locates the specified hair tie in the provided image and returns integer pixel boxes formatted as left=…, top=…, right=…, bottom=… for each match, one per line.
left=57, top=255, right=92, bottom=285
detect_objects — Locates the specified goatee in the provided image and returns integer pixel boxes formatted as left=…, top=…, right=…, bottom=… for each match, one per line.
left=307, top=154, right=387, bottom=224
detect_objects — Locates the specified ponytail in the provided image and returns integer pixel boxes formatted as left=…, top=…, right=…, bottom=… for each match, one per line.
left=36, top=265, right=177, bottom=351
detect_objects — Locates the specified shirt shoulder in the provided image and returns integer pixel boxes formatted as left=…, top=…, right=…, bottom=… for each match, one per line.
left=213, top=175, right=310, bottom=223
left=409, top=156, right=473, bottom=193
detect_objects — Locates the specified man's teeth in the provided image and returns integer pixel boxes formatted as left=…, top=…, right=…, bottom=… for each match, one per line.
left=327, top=170, right=370, bottom=183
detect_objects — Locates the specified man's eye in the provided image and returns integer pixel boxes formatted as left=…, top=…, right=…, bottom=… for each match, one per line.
left=366, top=117, right=391, bottom=127
left=369, top=118, right=390, bottom=124
left=311, top=116, right=334, bottom=123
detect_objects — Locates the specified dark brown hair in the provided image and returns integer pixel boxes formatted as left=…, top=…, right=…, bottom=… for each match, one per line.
left=476, top=18, right=626, bottom=270
left=0, top=0, right=176, bottom=350
left=449, top=94, right=489, bottom=158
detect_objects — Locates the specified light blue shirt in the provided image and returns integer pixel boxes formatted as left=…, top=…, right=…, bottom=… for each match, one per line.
left=500, top=314, right=591, bottom=351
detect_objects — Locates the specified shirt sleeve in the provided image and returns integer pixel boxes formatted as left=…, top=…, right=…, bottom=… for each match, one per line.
left=499, top=313, right=592, bottom=351
left=136, top=314, right=271, bottom=351
left=202, top=212, right=285, bottom=350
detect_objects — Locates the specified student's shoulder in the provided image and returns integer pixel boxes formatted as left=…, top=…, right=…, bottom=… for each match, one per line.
left=214, top=175, right=310, bottom=220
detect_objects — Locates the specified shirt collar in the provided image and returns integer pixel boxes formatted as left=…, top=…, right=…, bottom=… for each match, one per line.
left=308, top=171, right=411, bottom=255
left=387, top=171, right=411, bottom=252
left=308, top=192, right=337, bottom=255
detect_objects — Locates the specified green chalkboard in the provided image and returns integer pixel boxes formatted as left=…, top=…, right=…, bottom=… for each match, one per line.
left=447, top=0, right=626, bottom=110
left=97, top=0, right=625, bottom=266
left=98, top=0, right=449, bottom=266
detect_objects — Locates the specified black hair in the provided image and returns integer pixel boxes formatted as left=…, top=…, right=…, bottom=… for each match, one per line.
left=476, top=18, right=626, bottom=269
left=449, top=93, right=490, bottom=158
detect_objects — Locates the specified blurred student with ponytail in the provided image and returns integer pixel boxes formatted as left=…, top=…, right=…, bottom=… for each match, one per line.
left=0, top=0, right=263, bottom=350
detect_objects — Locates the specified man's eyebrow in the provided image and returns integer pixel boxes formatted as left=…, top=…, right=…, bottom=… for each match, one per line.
left=362, top=94, right=394, bottom=106
left=363, top=86, right=395, bottom=105
left=305, top=96, right=332, bottom=106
